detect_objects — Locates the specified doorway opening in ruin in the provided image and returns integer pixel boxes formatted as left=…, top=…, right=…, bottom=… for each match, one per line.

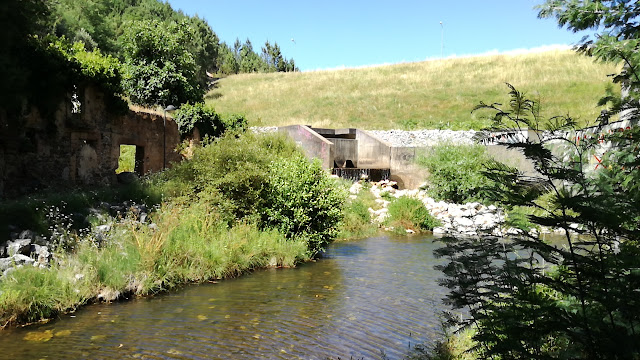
left=116, top=145, right=135, bottom=174
left=116, top=144, right=145, bottom=175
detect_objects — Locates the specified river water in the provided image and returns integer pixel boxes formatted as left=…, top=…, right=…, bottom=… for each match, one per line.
left=0, top=235, right=450, bottom=359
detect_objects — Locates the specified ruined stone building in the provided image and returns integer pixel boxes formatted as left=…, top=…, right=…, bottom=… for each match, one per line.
left=0, top=85, right=181, bottom=198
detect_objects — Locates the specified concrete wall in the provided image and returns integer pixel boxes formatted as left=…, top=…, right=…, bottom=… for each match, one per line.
left=390, top=147, right=429, bottom=189
left=279, top=125, right=334, bottom=169
left=355, top=129, right=391, bottom=169
left=0, top=84, right=181, bottom=198
left=485, top=145, right=537, bottom=177
left=333, top=138, right=358, bottom=168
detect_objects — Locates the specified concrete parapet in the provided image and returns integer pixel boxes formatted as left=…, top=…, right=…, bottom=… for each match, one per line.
left=355, top=129, right=391, bottom=169
left=485, top=145, right=537, bottom=177
left=279, top=125, right=334, bottom=169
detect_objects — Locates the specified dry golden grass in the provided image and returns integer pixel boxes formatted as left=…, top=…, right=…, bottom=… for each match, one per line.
left=206, top=50, right=620, bottom=130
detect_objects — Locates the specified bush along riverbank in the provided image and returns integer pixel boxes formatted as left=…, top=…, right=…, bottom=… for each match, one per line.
left=0, top=132, right=346, bottom=327
left=353, top=180, right=552, bottom=238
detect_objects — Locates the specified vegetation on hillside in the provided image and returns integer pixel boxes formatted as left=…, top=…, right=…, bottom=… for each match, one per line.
left=51, top=0, right=297, bottom=77
left=207, top=50, right=620, bottom=130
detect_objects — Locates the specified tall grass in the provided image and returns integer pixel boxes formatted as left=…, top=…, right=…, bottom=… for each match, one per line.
left=0, top=200, right=310, bottom=326
left=337, top=182, right=379, bottom=240
left=207, top=50, right=619, bottom=130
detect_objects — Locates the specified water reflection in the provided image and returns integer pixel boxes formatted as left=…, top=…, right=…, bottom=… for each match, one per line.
left=0, top=235, right=448, bottom=359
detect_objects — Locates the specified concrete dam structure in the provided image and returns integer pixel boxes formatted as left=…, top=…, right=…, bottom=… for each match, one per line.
left=278, top=125, right=547, bottom=190
left=279, top=125, right=427, bottom=189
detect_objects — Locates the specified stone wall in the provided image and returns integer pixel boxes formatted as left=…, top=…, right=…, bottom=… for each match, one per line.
left=0, top=85, right=181, bottom=198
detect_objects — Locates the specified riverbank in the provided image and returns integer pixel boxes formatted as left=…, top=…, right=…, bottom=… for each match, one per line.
left=356, top=180, right=546, bottom=238
left=0, top=202, right=311, bottom=327
left=0, top=132, right=347, bottom=328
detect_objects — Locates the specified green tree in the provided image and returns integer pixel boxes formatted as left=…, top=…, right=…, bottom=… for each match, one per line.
left=52, top=0, right=116, bottom=53
left=261, top=40, right=298, bottom=73
left=436, top=84, right=640, bottom=358
left=261, top=40, right=284, bottom=72
left=418, top=143, right=494, bottom=204
left=173, top=102, right=246, bottom=139
left=216, top=42, right=240, bottom=75
left=185, top=15, right=219, bottom=87
left=239, top=39, right=265, bottom=73
left=120, top=19, right=204, bottom=107
left=0, top=0, right=53, bottom=111
left=432, top=3, right=640, bottom=358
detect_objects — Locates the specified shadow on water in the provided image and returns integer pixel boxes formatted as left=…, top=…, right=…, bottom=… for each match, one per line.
left=0, top=235, right=449, bottom=359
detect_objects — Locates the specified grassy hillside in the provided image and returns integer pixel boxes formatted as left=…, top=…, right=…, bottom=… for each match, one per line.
left=205, top=50, right=620, bottom=130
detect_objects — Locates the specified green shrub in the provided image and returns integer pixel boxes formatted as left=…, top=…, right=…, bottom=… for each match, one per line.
left=174, top=102, right=225, bottom=139
left=418, top=143, right=493, bottom=204
left=221, top=113, right=248, bottom=133
left=338, top=181, right=379, bottom=240
left=173, top=103, right=246, bottom=141
left=155, top=131, right=305, bottom=222
left=386, top=196, right=440, bottom=233
left=262, top=156, right=346, bottom=256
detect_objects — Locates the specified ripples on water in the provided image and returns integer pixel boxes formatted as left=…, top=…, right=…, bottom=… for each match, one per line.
left=0, top=235, right=450, bottom=359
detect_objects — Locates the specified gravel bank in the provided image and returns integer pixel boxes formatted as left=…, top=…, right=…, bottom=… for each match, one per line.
left=251, top=127, right=478, bottom=147
left=367, top=129, right=477, bottom=147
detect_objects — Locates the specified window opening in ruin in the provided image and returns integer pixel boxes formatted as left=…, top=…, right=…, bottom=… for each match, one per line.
left=71, top=85, right=82, bottom=114
left=116, top=144, right=136, bottom=174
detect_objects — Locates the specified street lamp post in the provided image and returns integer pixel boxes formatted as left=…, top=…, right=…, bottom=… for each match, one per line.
left=163, top=105, right=176, bottom=169
left=440, top=21, right=444, bottom=58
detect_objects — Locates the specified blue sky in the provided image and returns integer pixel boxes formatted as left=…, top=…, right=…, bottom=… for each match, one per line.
left=167, top=0, right=591, bottom=71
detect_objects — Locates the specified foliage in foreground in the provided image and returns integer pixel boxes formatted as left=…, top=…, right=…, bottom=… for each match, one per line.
left=434, top=4, right=640, bottom=356
left=435, top=85, right=640, bottom=359
left=418, top=144, right=493, bottom=204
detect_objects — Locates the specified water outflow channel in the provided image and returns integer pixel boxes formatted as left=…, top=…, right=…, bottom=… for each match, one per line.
left=0, top=235, right=450, bottom=359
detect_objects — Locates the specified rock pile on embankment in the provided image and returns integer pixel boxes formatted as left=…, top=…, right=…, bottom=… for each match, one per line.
left=2, top=201, right=154, bottom=278
left=250, top=127, right=478, bottom=147
left=352, top=180, right=541, bottom=238
left=367, top=129, right=477, bottom=147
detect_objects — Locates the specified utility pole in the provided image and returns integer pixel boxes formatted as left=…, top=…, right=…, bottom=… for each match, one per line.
left=440, top=21, right=444, bottom=58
